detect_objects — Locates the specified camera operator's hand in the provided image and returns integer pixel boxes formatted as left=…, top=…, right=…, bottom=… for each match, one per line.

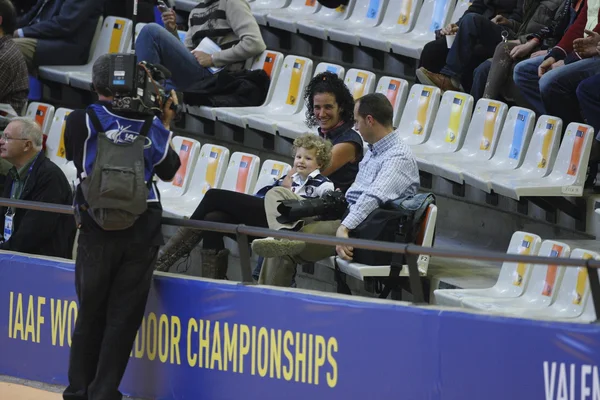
left=336, top=225, right=354, bottom=261
left=192, top=50, right=214, bottom=67
left=161, top=90, right=178, bottom=130
left=161, top=9, right=177, bottom=33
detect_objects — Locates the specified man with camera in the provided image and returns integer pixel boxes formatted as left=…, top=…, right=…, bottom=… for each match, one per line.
left=62, top=54, right=181, bottom=400
left=252, top=93, right=420, bottom=286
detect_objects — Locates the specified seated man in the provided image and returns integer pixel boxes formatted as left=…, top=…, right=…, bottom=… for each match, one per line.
left=12, top=0, right=103, bottom=73
left=136, top=0, right=267, bottom=90
left=576, top=40, right=600, bottom=167
left=0, top=0, right=28, bottom=115
left=0, top=117, right=75, bottom=258
left=252, top=93, right=420, bottom=287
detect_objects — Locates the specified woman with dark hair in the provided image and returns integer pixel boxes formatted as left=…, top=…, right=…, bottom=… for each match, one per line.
left=156, top=71, right=363, bottom=277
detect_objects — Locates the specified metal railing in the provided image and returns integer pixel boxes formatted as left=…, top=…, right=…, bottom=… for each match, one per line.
left=2, top=197, right=600, bottom=322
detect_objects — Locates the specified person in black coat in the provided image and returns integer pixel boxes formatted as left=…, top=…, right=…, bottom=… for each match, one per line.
left=0, top=117, right=75, bottom=258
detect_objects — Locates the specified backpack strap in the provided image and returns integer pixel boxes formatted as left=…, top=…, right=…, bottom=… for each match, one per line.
left=86, top=108, right=104, bottom=134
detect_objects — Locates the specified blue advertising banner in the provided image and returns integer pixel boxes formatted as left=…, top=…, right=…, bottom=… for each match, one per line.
left=1, top=252, right=600, bottom=400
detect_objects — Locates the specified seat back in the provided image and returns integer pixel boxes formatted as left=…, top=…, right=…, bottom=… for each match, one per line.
left=344, top=68, right=376, bottom=100
left=397, top=84, right=441, bottom=145
left=45, top=108, right=73, bottom=165
left=253, top=160, right=292, bottom=194
left=425, top=90, right=473, bottom=151
left=491, top=231, right=542, bottom=296
left=87, top=16, right=105, bottom=63
left=376, top=0, right=423, bottom=34
left=92, top=17, right=133, bottom=59
left=344, top=0, right=389, bottom=27
left=251, top=0, right=291, bottom=9
left=157, top=136, right=201, bottom=197
left=25, top=102, right=55, bottom=134
left=265, top=55, right=313, bottom=113
left=285, top=0, right=322, bottom=13
left=247, top=50, right=285, bottom=106
left=459, top=98, right=507, bottom=159
left=545, top=122, right=594, bottom=195
left=517, top=115, right=562, bottom=178
left=415, top=204, right=437, bottom=274
left=449, top=0, right=470, bottom=22
left=408, top=0, right=455, bottom=38
left=375, top=77, right=409, bottom=128
left=189, top=144, right=230, bottom=196
left=220, top=152, right=261, bottom=194
left=311, top=0, right=356, bottom=22
left=520, top=240, right=570, bottom=306
left=488, top=107, right=536, bottom=169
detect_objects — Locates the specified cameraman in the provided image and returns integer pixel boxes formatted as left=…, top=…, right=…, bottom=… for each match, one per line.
left=62, top=54, right=181, bottom=400
left=252, top=93, right=420, bottom=286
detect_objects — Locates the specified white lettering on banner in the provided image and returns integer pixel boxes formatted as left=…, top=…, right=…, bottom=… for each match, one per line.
left=544, top=361, right=600, bottom=400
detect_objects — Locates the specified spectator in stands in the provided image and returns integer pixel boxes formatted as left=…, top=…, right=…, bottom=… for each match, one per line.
left=0, top=117, right=75, bottom=258
left=576, top=40, right=600, bottom=164
left=155, top=71, right=364, bottom=277
left=513, top=1, right=600, bottom=127
left=12, top=0, right=103, bottom=73
left=472, top=0, right=577, bottom=103
left=10, top=0, right=37, bottom=17
left=0, top=0, right=28, bottom=115
left=136, top=0, right=267, bottom=90
left=251, top=93, right=420, bottom=287
left=417, top=0, right=525, bottom=92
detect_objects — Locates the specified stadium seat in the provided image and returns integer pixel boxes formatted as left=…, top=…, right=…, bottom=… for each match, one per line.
left=417, top=98, right=507, bottom=175
left=27, top=76, right=42, bottom=101
left=276, top=67, right=375, bottom=139
left=461, top=240, right=570, bottom=311
left=252, top=160, right=292, bottom=194
left=489, top=122, right=594, bottom=199
left=162, top=144, right=230, bottom=218
left=388, top=0, right=456, bottom=58
left=296, top=0, right=356, bottom=39
left=44, top=108, right=73, bottom=165
left=464, top=115, right=561, bottom=193
left=25, top=102, right=55, bottom=134
left=219, top=152, right=261, bottom=194
left=374, top=76, right=409, bottom=128
left=410, top=90, right=473, bottom=156
left=325, top=0, right=390, bottom=44
left=251, top=0, right=292, bottom=25
left=266, top=0, right=321, bottom=32
left=397, top=84, right=441, bottom=146
left=320, top=204, right=438, bottom=281
left=358, top=0, right=424, bottom=51
left=433, top=231, right=542, bottom=307
left=187, top=50, right=284, bottom=121
left=157, top=136, right=201, bottom=198
left=246, top=62, right=345, bottom=135
left=434, top=106, right=535, bottom=185
left=178, top=30, right=187, bottom=42
left=214, top=55, right=313, bottom=128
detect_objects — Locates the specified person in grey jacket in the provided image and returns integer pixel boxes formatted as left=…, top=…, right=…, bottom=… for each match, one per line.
left=135, top=0, right=266, bottom=90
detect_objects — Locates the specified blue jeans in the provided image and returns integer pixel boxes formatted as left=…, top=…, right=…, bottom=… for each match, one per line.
left=135, top=23, right=210, bottom=90
left=471, top=59, right=491, bottom=103
left=576, top=73, right=600, bottom=141
left=514, top=56, right=600, bottom=126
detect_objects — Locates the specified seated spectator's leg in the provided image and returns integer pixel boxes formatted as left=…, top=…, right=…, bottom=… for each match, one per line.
left=471, top=59, right=492, bottom=103
left=541, top=57, right=600, bottom=127
left=513, top=55, right=546, bottom=114
left=576, top=73, right=600, bottom=162
left=135, top=23, right=210, bottom=89
left=482, top=42, right=518, bottom=101
left=417, top=37, right=449, bottom=80
left=13, top=38, right=38, bottom=74
left=264, top=186, right=306, bottom=230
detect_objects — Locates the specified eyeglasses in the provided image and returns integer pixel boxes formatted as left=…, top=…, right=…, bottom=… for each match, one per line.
left=0, top=133, right=29, bottom=142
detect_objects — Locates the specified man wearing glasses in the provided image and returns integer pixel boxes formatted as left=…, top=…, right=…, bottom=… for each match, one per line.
left=0, top=117, right=75, bottom=257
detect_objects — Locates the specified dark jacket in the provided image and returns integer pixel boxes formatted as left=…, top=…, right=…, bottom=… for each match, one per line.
left=461, top=0, right=525, bottom=23
left=528, top=0, right=577, bottom=48
left=0, top=152, right=76, bottom=259
left=514, top=0, right=566, bottom=42
left=17, top=0, right=103, bottom=66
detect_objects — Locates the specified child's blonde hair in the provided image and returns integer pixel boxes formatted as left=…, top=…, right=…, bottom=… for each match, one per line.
left=292, top=134, right=333, bottom=170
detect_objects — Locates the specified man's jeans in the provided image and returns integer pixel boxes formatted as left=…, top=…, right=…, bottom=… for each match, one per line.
left=135, top=23, right=211, bottom=90
left=576, top=73, right=600, bottom=141
left=513, top=55, right=600, bottom=127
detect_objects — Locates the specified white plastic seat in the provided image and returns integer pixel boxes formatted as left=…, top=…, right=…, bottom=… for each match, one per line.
left=277, top=67, right=376, bottom=139
left=246, top=62, right=345, bottom=135
left=435, top=106, right=535, bottom=185
left=418, top=98, right=507, bottom=175
left=357, top=0, right=424, bottom=51
left=397, top=84, right=441, bottom=146
left=215, top=55, right=313, bottom=128
left=25, top=102, right=55, bottom=134
left=464, top=115, right=561, bottom=193
left=266, top=0, right=321, bottom=32
left=219, top=152, right=261, bottom=194
left=252, top=160, right=292, bottom=194
left=251, top=0, right=292, bottom=25
left=157, top=136, right=201, bottom=198
left=462, top=240, right=570, bottom=312
left=325, top=0, right=389, bottom=44
left=434, top=231, right=542, bottom=307
left=374, top=77, right=409, bottom=128
left=296, top=0, right=356, bottom=39
left=321, top=204, right=437, bottom=280
left=162, top=144, right=230, bottom=218
left=410, top=90, right=473, bottom=157
left=39, top=17, right=131, bottom=87
left=45, top=108, right=73, bottom=166
left=187, top=50, right=284, bottom=121
left=490, top=122, right=594, bottom=199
